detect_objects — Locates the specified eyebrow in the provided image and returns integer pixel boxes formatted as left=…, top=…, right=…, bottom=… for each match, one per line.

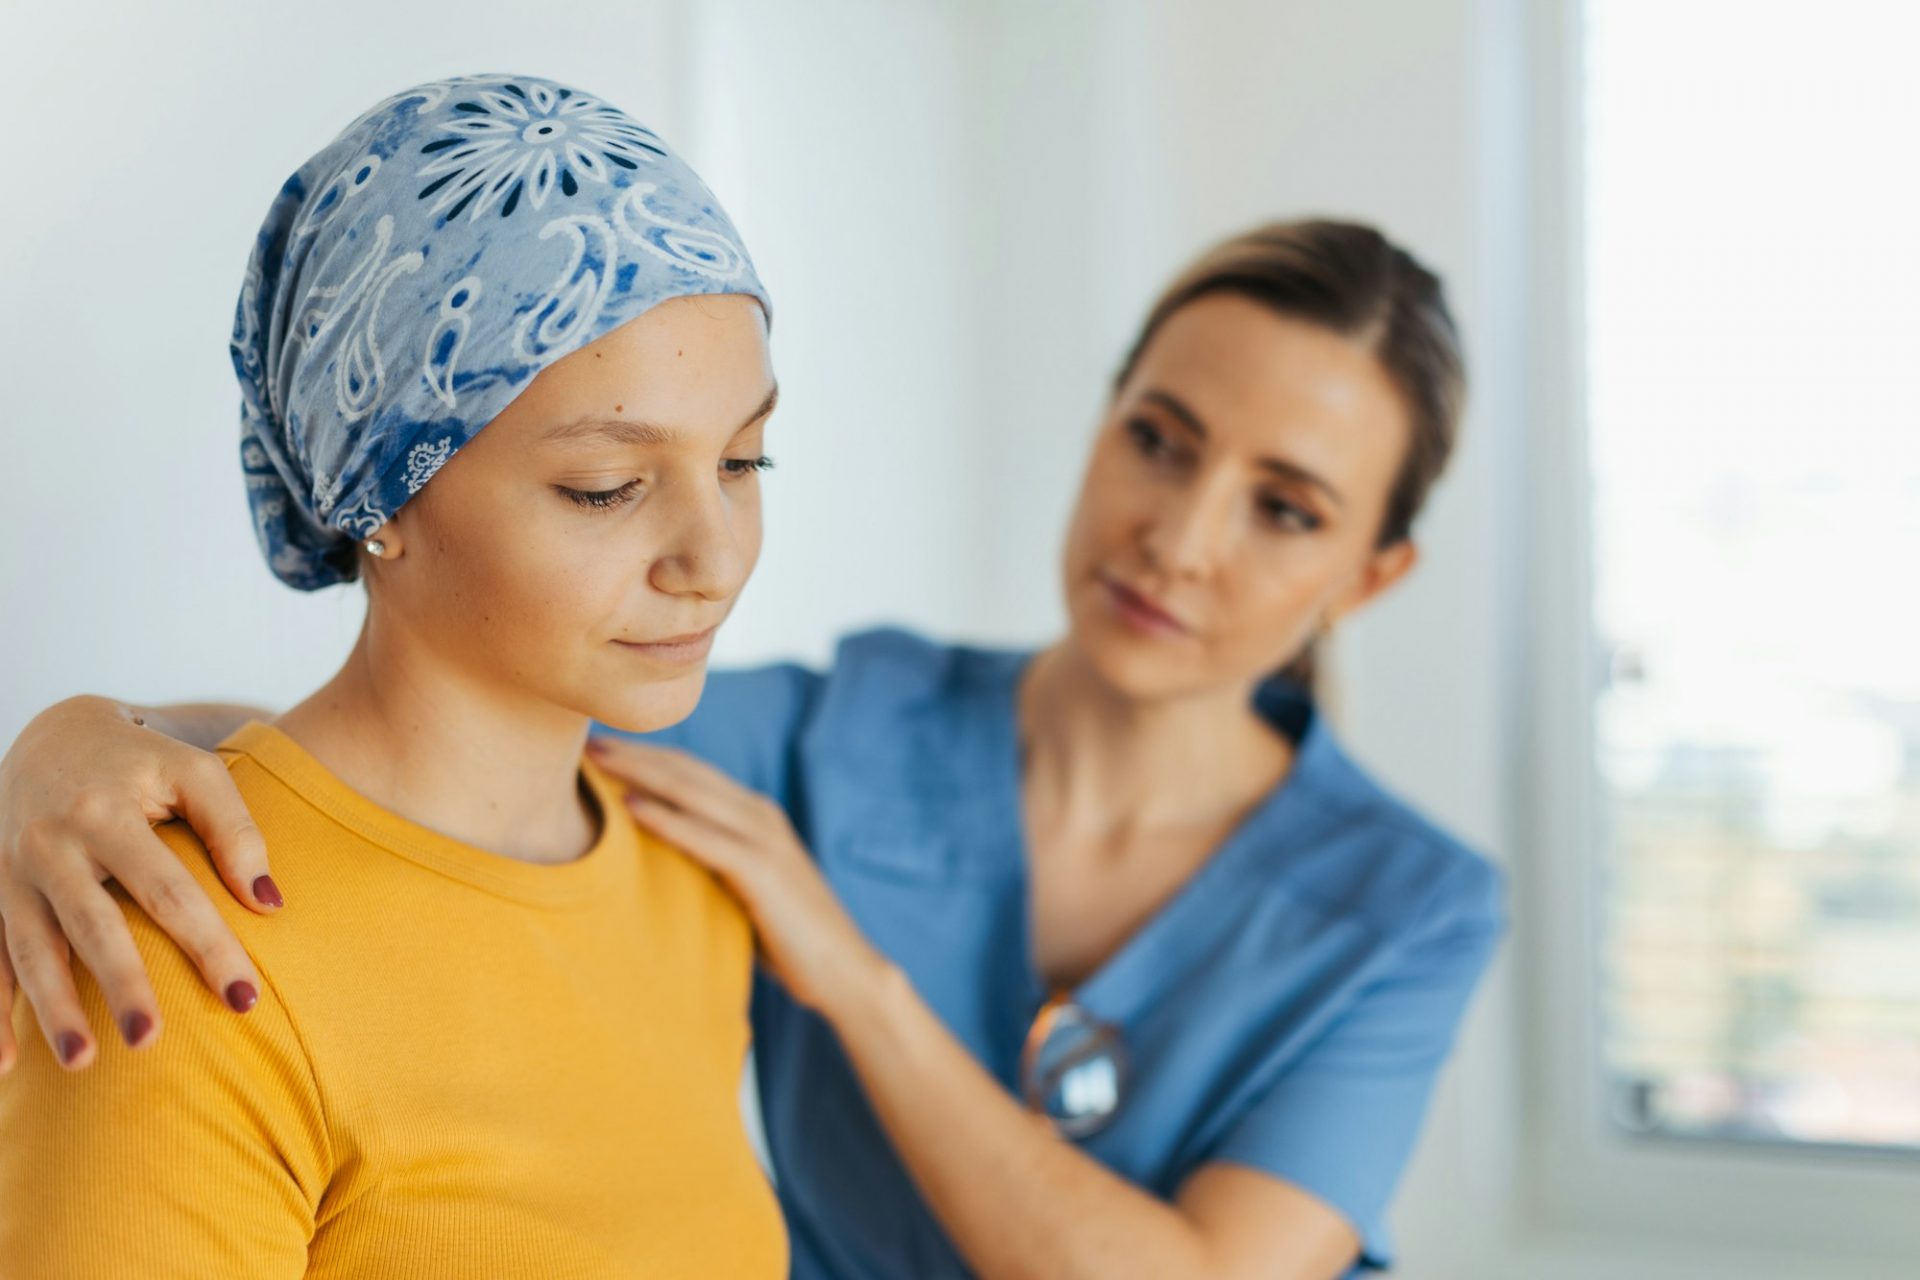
left=1139, top=389, right=1346, bottom=508
left=542, top=384, right=780, bottom=448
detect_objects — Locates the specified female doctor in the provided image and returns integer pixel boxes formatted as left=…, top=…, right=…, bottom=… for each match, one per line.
left=0, top=218, right=1505, bottom=1280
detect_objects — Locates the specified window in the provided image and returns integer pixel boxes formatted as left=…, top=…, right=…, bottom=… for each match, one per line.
left=1587, top=0, right=1920, bottom=1153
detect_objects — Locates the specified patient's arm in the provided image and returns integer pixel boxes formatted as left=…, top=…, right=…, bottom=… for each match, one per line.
left=0, top=696, right=273, bottom=1073
left=0, top=849, right=326, bottom=1275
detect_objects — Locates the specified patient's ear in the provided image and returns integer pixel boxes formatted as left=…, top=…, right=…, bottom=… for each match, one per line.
left=360, top=522, right=404, bottom=565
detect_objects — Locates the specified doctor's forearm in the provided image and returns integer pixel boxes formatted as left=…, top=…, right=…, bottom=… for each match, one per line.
left=820, top=962, right=1226, bottom=1280
left=131, top=701, right=268, bottom=752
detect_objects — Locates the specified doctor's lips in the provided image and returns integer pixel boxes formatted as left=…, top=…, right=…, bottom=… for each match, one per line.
left=613, top=624, right=719, bottom=664
left=1098, top=572, right=1190, bottom=636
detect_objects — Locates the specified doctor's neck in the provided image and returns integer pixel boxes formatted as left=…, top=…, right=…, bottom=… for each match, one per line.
left=1016, top=640, right=1293, bottom=835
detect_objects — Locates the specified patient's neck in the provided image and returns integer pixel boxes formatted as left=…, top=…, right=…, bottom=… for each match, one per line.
left=274, top=615, right=599, bottom=866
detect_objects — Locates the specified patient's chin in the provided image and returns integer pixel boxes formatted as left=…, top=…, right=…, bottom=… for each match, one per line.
left=588, top=667, right=710, bottom=737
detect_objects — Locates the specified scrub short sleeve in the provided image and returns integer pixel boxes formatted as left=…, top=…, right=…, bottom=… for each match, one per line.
left=1205, top=863, right=1505, bottom=1272
left=598, top=661, right=825, bottom=807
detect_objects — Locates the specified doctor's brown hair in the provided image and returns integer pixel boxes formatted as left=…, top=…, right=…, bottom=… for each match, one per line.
left=1112, top=218, right=1468, bottom=692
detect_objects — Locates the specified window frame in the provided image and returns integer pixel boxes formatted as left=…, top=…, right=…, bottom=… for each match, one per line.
left=1517, top=0, right=1920, bottom=1262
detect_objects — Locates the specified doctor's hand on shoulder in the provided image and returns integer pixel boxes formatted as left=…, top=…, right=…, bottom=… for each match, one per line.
left=587, top=735, right=891, bottom=1020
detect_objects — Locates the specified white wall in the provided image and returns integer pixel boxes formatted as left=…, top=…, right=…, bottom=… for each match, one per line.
left=678, top=0, right=990, bottom=662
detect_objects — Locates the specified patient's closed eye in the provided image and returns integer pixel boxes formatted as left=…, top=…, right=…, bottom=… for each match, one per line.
left=557, top=479, right=644, bottom=510
left=557, top=456, right=773, bottom=512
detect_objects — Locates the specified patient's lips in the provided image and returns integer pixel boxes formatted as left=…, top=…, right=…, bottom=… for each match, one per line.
left=613, top=624, right=718, bottom=666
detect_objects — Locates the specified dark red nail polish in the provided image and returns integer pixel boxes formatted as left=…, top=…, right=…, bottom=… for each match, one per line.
left=121, top=1012, right=153, bottom=1046
left=225, top=981, right=258, bottom=1013
left=56, top=1032, right=87, bottom=1065
left=252, top=875, right=284, bottom=909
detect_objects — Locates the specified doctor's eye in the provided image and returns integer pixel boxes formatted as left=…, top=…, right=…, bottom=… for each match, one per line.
left=1256, top=493, right=1324, bottom=533
left=1126, top=417, right=1192, bottom=471
left=1126, top=418, right=1166, bottom=455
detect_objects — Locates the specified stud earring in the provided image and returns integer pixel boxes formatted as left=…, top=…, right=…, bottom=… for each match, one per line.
left=365, top=539, right=388, bottom=558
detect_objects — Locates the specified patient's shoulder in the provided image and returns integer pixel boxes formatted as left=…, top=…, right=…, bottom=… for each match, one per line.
left=145, top=749, right=330, bottom=929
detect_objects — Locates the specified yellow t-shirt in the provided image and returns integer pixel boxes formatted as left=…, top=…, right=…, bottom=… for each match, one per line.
left=0, top=721, right=788, bottom=1279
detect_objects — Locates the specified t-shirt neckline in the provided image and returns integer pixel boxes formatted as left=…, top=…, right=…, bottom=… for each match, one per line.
left=219, top=720, right=634, bottom=910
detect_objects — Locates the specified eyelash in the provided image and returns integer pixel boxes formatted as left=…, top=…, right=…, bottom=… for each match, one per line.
left=559, top=479, right=643, bottom=511
left=1123, top=418, right=1321, bottom=533
left=557, top=456, right=776, bottom=512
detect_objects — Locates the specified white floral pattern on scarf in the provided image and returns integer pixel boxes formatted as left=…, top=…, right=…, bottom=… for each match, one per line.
left=415, top=81, right=668, bottom=223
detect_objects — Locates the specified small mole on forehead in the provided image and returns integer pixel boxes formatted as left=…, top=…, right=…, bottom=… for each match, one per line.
left=614, top=404, right=623, bottom=412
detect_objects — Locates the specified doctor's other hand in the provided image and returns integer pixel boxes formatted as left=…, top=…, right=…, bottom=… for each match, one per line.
left=0, top=696, right=274, bottom=1072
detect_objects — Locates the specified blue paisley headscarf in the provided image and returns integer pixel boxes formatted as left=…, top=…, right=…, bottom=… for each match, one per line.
left=229, top=73, right=771, bottom=589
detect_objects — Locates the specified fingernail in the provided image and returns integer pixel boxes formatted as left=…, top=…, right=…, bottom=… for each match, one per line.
left=225, top=981, right=258, bottom=1013
left=121, top=1011, right=154, bottom=1047
left=585, top=739, right=608, bottom=754
left=252, top=875, right=284, bottom=909
left=57, top=1031, right=87, bottom=1065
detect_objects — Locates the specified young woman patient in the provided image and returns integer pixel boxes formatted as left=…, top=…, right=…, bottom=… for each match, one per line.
left=0, top=73, right=787, bottom=1277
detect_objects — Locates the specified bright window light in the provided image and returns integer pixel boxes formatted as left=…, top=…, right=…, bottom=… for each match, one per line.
left=1589, top=0, right=1920, bottom=1151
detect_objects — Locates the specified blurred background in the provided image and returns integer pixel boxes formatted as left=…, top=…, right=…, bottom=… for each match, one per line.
left=3, top=1, right=1917, bottom=1275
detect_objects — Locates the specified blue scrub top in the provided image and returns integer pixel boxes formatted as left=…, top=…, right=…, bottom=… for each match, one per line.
left=626, top=627, right=1506, bottom=1279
